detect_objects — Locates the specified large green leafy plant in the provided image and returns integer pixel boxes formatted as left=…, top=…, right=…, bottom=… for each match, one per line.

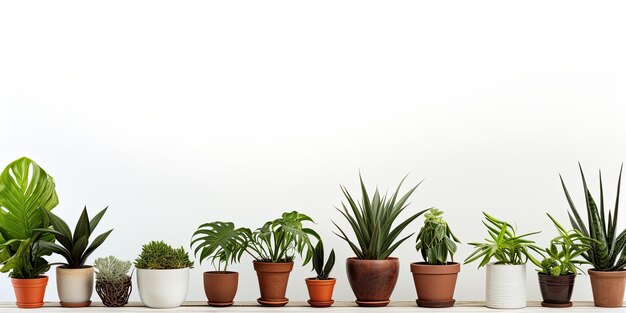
left=415, top=208, right=460, bottom=265
left=0, top=157, right=58, bottom=278
left=464, top=212, right=542, bottom=267
left=560, top=165, right=626, bottom=271
left=333, top=175, right=427, bottom=260
left=246, top=211, right=319, bottom=264
left=35, top=206, right=113, bottom=268
left=191, top=221, right=251, bottom=272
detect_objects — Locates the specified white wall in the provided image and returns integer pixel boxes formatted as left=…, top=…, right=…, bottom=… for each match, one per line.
left=1, top=0, right=625, bottom=303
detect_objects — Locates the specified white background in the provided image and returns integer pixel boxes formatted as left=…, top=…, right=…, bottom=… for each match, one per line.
left=1, top=0, right=625, bottom=303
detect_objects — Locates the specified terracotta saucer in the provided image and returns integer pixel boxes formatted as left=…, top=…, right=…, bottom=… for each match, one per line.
left=417, top=299, right=456, bottom=308
left=308, top=299, right=334, bottom=307
left=541, top=301, right=572, bottom=308
left=208, top=301, right=234, bottom=307
left=257, top=298, right=289, bottom=307
left=60, top=301, right=92, bottom=308
left=355, top=300, right=390, bottom=307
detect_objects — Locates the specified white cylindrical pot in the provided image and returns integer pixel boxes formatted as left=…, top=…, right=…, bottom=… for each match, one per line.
left=56, top=266, right=94, bottom=307
left=137, top=268, right=189, bottom=308
left=485, top=263, right=526, bottom=309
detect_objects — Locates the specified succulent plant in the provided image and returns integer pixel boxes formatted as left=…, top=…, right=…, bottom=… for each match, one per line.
left=134, top=241, right=193, bottom=269
left=94, top=256, right=132, bottom=283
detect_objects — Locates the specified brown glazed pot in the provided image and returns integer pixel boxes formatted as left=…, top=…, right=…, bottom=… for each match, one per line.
left=538, top=273, right=575, bottom=307
left=253, top=261, right=293, bottom=307
left=410, top=262, right=460, bottom=308
left=204, top=271, right=238, bottom=307
left=305, top=277, right=336, bottom=307
left=346, top=257, right=399, bottom=307
left=11, top=276, right=48, bottom=308
left=588, top=269, right=626, bottom=307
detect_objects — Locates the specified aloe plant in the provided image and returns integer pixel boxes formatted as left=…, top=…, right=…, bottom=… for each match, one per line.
left=311, top=240, right=335, bottom=280
left=35, top=206, right=113, bottom=268
left=0, top=157, right=58, bottom=278
left=191, top=221, right=251, bottom=272
left=333, top=175, right=428, bottom=260
left=560, top=164, right=626, bottom=271
left=415, top=208, right=460, bottom=265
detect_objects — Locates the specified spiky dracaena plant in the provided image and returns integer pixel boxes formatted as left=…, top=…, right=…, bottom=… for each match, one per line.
left=333, top=175, right=428, bottom=260
left=560, top=164, right=626, bottom=271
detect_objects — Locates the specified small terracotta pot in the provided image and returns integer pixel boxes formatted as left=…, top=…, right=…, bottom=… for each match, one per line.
left=305, top=277, right=336, bottom=307
left=204, top=271, right=238, bottom=307
left=410, top=262, right=460, bottom=308
left=588, top=269, right=626, bottom=307
left=346, top=257, right=399, bottom=307
left=538, top=273, right=575, bottom=307
left=11, top=276, right=48, bottom=309
left=253, top=261, right=293, bottom=306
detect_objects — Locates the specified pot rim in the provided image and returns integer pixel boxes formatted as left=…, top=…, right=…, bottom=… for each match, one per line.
left=305, top=277, right=336, bottom=282
left=411, top=261, right=459, bottom=266
left=11, top=275, right=48, bottom=281
left=486, top=262, right=526, bottom=267
left=537, top=272, right=576, bottom=277
left=346, top=257, right=399, bottom=262
left=588, top=268, right=626, bottom=276
left=252, top=260, right=294, bottom=264
left=204, top=270, right=238, bottom=275
left=136, top=267, right=190, bottom=271
left=57, top=265, right=93, bottom=269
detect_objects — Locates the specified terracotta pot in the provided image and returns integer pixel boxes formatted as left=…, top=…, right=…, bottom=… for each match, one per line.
left=56, top=265, right=94, bottom=307
left=253, top=261, right=293, bottom=306
left=305, top=277, right=336, bottom=307
left=11, top=276, right=48, bottom=309
left=410, top=262, right=460, bottom=308
left=346, top=257, right=399, bottom=307
left=588, top=269, right=626, bottom=307
left=538, top=273, right=575, bottom=307
left=203, top=271, right=238, bottom=307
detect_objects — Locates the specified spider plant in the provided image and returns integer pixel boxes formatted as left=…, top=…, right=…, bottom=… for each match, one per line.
left=415, top=208, right=460, bottom=265
left=560, top=164, right=626, bottom=271
left=333, top=175, right=428, bottom=260
left=464, top=212, right=542, bottom=267
left=311, top=240, right=335, bottom=280
left=191, top=221, right=251, bottom=272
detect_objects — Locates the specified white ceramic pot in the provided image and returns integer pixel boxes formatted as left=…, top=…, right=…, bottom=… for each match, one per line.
left=137, top=268, right=189, bottom=308
left=56, top=266, right=94, bottom=307
left=485, top=263, right=526, bottom=309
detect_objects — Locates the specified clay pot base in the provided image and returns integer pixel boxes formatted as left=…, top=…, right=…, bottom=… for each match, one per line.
left=541, top=301, right=573, bottom=308
left=416, top=299, right=455, bottom=308
left=60, top=301, right=92, bottom=307
left=208, top=301, right=234, bottom=307
left=15, top=302, right=44, bottom=309
left=355, top=300, right=390, bottom=307
left=257, top=298, right=288, bottom=307
left=308, top=299, right=334, bottom=307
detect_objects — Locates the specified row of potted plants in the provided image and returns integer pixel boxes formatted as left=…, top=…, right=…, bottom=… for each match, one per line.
left=0, top=157, right=625, bottom=309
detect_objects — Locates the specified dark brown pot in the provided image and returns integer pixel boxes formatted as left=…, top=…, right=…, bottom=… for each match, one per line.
left=538, top=273, right=575, bottom=307
left=346, top=257, right=399, bottom=307
left=253, top=261, right=293, bottom=307
left=588, top=269, right=626, bottom=307
left=305, top=278, right=336, bottom=307
left=204, top=271, right=238, bottom=307
left=410, top=262, right=460, bottom=308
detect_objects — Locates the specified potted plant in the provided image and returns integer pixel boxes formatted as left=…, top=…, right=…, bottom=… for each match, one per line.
left=532, top=214, right=594, bottom=308
left=464, top=212, right=542, bottom=309
left=245, top=211, right=319, bottom=307
left=411, top=208, right=461, bottom=308
left=333, top=175, right=427, bottom=307
left=0, top=157, right=58, bottom=308
left=35, top=206, right=113, bottom=307
left=305, top=240, right=336, bottom=307
left=191, top=221, right=251, bottom=307
left=134, top=241, right=194, bottom=308
left=94, top=256, right=132, bottom=307
left=560, top=165, right=626, bottom=307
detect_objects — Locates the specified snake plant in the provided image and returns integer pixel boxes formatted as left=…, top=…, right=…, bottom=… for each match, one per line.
left=560, top=164, right=626, bottom=271
left=311, top=240, right=335, bottom=280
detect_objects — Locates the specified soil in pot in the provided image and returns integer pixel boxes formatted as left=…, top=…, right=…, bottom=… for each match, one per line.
left=411, top=262, right=460, bottom=308
left=204, top=271, right=238, bottom=307
left=588, top=269, right=626, bottom=307
left=56, top=265, right=94, bottom=307
left=538, top=273, right=575, bottom=308
left=253, top=261, right=293, bottom=307
left=95, top=277, right=132, bottom=307
left=346, top=257, right=399, bottom=307
left=11, top=276, right=48, bottom=309
left=305, top=278, right=336, bottom=307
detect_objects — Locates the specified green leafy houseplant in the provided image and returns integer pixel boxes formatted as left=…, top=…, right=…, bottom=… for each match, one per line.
left=134, top=241, right=193, bottom=269
left=94, top=256, right=133, bottom=307
left=333, top=175, right=428, bottom=260
left=464, top=212, right=542, bottom=267
left=246, top=211, right=319, bottom=264
left=0, top=157, right=58, bottom=279
left=191, top=221, right=251, bottom=272
left=311, top=241, right=335, bottom=280
left=415, top=208, right=460, bottom=265
left=35, top=206, right=113, bottom=268
left=560, top=165, right=626, bottom=271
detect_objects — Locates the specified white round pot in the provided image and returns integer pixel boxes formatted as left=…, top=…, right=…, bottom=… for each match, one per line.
left=56, top=266, right=94, bottom=307
left=485, top=263, right=526, bottom=309
left=137, top=268, right=189, bottom=308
